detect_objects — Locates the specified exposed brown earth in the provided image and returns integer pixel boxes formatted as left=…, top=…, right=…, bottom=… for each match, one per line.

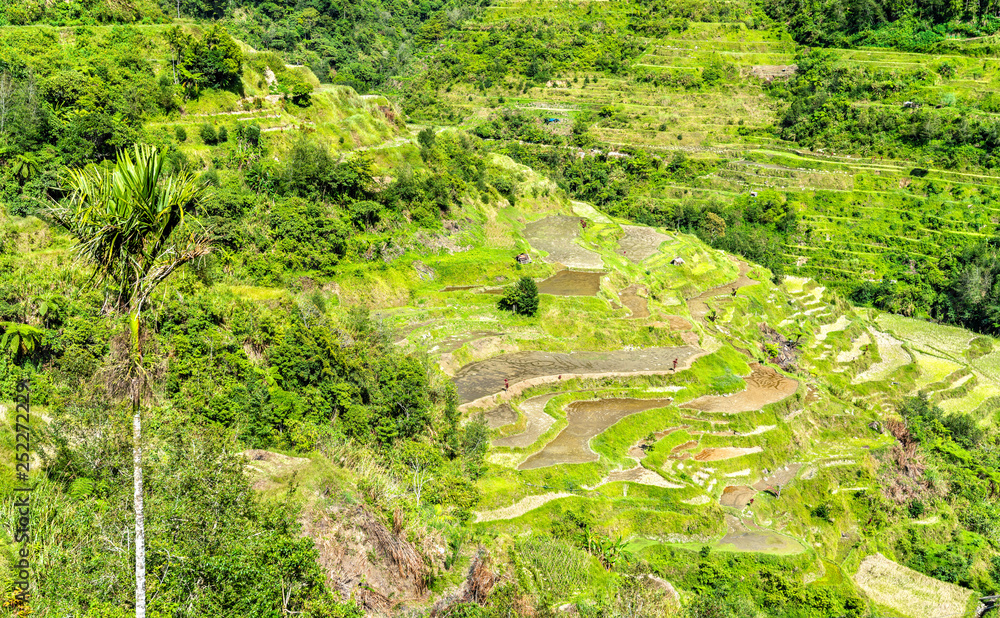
left=620, top=284, right=650, bottom=318
left=752, top=463, right=802, bottom=492
left=693, top=446, right=763, bottom=461
left=483, top=403, right=518, bottom=429
left=303, top=506, right=442, bottom=615
left=719, top=485, right=756, bottom=508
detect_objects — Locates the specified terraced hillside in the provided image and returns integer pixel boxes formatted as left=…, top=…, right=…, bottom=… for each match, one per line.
left=369, top=170, right=997, bottom=616
left=5, top=3, right=1000, bottom=616
left=407, top=2, right=1000, bottom=320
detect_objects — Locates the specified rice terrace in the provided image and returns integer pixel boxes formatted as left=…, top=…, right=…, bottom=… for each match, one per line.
left=5, top=0, right=1000, bottom=616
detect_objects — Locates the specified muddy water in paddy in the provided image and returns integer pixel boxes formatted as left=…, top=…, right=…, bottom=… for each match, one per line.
left=680, top=364, right=798, bottom=414
left=454, top=345, right=703, bottom=404
left=482, top=403, right=518, bottom=429
left=536, top=270, right=603, bottom=296
left=518, top=397, right=674, bottom=470
left=429, top=331, right=502, bottom=353
left=618, top=225, right=671, bottom=263
left=492, top=393, right=560, bottom=448
left=524, top=215, right=604, bottom=269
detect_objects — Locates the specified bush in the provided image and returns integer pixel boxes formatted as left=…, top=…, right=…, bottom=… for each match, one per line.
left=497, top=276, right=539, bottom=316
left=175, top=126, right=187, bottom=142
left=200, top=123, right=218, bottom=145
left=217, top=126, right=228, bottom=143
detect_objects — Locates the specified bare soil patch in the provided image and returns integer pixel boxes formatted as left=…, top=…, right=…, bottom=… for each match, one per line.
left=430, top=330, right=503, bottom=353
left=681, top=364, right=798, bottom=414
left=694, top=446, right=763, bottom=461
left=523, top=215, right=604, bottom=269
left=518, top=398, right=674, bottom=470
left=303, top=506, right=437, bottom=614
left=629, top=426, right=686, bottom=459
left=653, top=315, right=693, bottom=330
left=620, top=284, right=650, bottom=318
left=587, top=465, right=684, bottom=489
left=720, top=485, right=755, bottom=508
left=492, top=393, right=559, bottom=448
left=749, top=65, right=797, bottom=80
left=670, top=440, right=699, bottom=456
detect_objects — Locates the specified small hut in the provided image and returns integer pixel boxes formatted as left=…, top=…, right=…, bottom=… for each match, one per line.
left=671, top=257, right=685, bottom=266
left=515, top=253, right=532, bottom=265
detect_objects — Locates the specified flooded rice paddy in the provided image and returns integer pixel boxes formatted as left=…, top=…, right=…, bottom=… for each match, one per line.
left=454, top=346, right=703, bottom=404
left=518, top=397, right=673, bottom=470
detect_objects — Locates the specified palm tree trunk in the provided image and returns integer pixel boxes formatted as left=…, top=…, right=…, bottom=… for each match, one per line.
left=134, top=401, right=146, bottom=618
left=130, top=312, right=146, bottom=618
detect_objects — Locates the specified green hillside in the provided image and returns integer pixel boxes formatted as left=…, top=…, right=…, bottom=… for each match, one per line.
left=2, top=0, right=1000, bottom=617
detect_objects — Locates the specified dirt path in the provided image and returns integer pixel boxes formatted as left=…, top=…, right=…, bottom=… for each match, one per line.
left=686, top=259, right=759, bottom=322
left=519, top=397, right=674, bottom=470
left=618, top=225, right=671, bottom=262
left=523, top=215, right=604, bottom=269
left=492, top=393, right=559, bottom=448
left=680, top=364, right=798, bottom=414
left=454, top=345, right=705, bottom=408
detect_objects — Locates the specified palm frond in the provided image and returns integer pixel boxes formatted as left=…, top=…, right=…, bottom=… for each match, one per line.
left=46, top=144, right=212, bottom=312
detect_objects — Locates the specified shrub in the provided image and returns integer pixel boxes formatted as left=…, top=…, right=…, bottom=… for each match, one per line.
left=498, top=276, right=539, bottom=316
left=175, top=126, right=187, bottom=142
left=217, top=126, right=228, bottom=143
left=200, top=123, right=218, bottom=145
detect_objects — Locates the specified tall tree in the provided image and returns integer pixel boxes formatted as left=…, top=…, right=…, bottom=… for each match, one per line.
left=48, top=145, right=212, bottom=618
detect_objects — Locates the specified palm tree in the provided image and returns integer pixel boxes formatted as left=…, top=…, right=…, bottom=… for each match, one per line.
left=48, top=144, right=211, bottom=618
